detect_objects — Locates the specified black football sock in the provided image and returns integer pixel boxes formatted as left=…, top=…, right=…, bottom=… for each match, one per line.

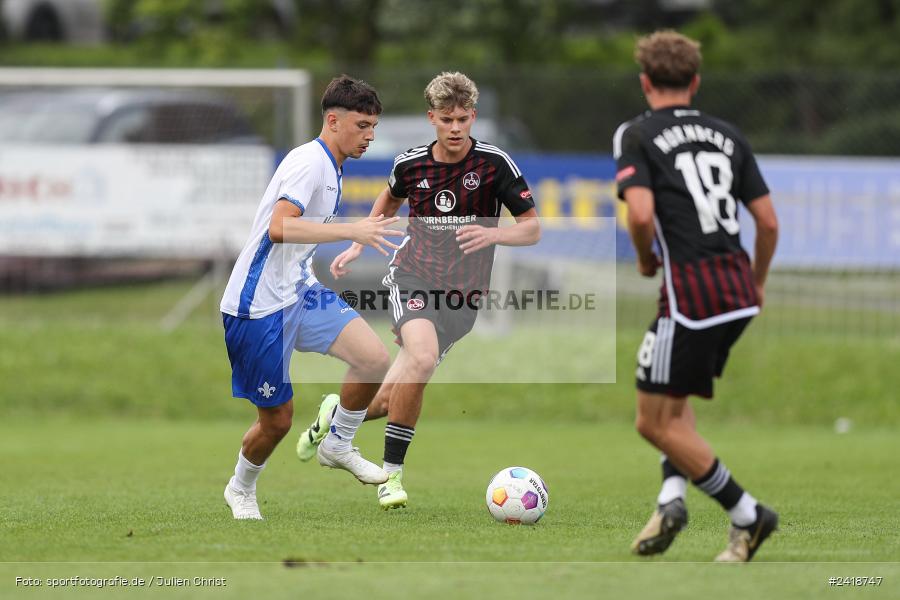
left=692, top=458, right=745, bottom=512
left=383, top=422, right=415, bottom=466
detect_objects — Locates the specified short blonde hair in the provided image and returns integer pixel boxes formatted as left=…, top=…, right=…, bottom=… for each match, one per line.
left=424, top=72, right=479, bottom=111
left=635, top=30, right=701, bottom=89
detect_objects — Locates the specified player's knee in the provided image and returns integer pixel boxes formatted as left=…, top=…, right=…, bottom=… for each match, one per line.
left=635, top=414, right=662, bottom=444
left=406, top=349, right=438, bottom=380
left=371, top=347, right=391, bottom=377
left=352, top=346, right=391, bottom=380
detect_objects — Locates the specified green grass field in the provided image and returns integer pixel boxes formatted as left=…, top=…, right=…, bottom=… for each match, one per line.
left=2, top=419, right=898, bottom=598
left=1, top=276, right=898, bottom=598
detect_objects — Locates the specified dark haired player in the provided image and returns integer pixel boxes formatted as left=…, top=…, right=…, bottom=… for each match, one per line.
left=219, top=75, right=404, bottom=519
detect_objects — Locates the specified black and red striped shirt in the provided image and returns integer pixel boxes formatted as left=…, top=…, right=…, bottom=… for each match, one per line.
left=388, top=138, right=534, bottom=293
left=614, top=106, right=769, bottom=328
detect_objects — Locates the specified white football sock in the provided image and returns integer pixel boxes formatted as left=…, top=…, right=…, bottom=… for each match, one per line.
left=383, top=461, right=403, bottom=474
left=321, top=405, right=367, bottom=452
left=233, top=450, right=265, bottom=492
left=728, top=492, right=758, bottom=527
left=657, top=475, right=688, bottom=505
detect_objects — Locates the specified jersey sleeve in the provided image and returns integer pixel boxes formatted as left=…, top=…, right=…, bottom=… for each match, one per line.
left=494, top=158, right=535, bottom=216
left=388, top=156, right=409, bottom=199
left=277, top=158, right=322, bottom=214
left=614, top=123, right=652, bottom=200
left=737, top=139, right=769, bottom=204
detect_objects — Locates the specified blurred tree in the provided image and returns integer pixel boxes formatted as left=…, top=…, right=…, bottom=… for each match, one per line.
left=373, top=0, right=571, bottom=67
left=0, top=0, right=7, bottom=45
left=105, top=0, right=293, bottom=64
left=6, top=0, right=900, bottom=153
left=713, top=0, right=900, bottom=67
left=470, top=0, right=570, bottom=64
left=292, top=0, right=382, bottom=63
left=106, top=0, right=294, bottom=43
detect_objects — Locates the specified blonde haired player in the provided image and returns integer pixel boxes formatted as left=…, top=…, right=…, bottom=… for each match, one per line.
left=296, top=72, right=541, bottom=509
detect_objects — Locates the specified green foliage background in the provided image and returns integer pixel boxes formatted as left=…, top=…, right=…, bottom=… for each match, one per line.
left=3, top=0, right=900, bottom=154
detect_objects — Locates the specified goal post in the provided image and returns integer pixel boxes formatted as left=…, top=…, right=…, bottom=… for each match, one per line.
left=0, top=67, right=313, bottom=145
left=0, top=66, right=314, bottom=262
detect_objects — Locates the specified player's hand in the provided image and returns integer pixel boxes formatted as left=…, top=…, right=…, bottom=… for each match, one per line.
left=456, top=224, right=499, bottom=255
left=330, top=243, right=364, bottom=279
left=638, top=253, right=661, bottom=277
left=350, top=215, right=404, bottom=257
left=755, top=283, right=765, bottom=308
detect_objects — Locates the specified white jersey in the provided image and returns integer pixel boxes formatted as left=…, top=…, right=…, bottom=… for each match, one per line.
left=221, top=138, right=342, bottom=319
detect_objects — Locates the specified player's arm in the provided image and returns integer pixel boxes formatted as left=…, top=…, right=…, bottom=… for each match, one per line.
left=348, top=185, right=407, bottom=245
left=744, top=194, right=778, bottom=304
left=500, top=207, right=541, bottom=246
left=624, top=186, right=660, bottom=278
left=367, top=185, right=406, bottom=219
left=614, top=122, right=657, bottom=277
left=268, top=200, right=402, bottom=256
left=456, top=208, right=541, bottom=255
left=737, top=139, right=778, bottom=305
left=330, top=186, right=407, bottom=277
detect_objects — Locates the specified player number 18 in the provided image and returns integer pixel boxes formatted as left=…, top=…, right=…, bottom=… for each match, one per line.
left=674, top=151, right=740, bottom=235
left=637, top=331, right=656, bottom=368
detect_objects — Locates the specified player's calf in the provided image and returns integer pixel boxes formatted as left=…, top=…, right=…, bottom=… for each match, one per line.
left=365, top=386, right=390, bottom=420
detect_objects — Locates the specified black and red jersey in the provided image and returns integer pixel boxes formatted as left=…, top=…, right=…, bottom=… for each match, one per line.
left=614, top=106, right=769, bottom=329
left=388, top=138, right=534, bottom=293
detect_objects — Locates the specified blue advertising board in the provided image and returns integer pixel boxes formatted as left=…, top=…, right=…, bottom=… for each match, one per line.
left=748, top=157, right=900, bottom=268
left=337, top=154, right=900, bottom=268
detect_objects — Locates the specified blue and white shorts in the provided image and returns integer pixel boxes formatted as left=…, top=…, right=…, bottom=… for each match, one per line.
left=223, top=282, right=359, bottom=407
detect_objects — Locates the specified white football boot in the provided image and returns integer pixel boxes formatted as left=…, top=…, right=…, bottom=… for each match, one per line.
left=224, top=477, right=263, bottom=520
left=317, top=444, right=388, bottom=484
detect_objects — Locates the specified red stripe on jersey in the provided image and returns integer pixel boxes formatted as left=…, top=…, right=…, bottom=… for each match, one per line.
left=665, top=251, right=757, bottom=320
left=713, top=254, right=735, bottom=307
left=683, top=262, right=708, bottom=319
left=698, top=260, right=721, bottom=315
left=391, top=149, right=508, bottom=293
left=657, top=280, right=670, bottom=318
left=670, top=261, right=686, bottom=313
left=724, top=253, right=748, bottom=306
left=737, top=252, right=758, bottom=305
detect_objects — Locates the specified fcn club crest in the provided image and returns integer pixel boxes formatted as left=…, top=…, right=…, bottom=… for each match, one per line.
left=463, top=171, right=480, bottom=190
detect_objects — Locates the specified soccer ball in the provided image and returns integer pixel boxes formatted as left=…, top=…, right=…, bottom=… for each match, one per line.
left=485, top=466, right=549, bottom=525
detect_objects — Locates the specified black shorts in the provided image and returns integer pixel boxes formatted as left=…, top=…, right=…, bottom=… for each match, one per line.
left=635, top=316, right=752, bottom=399
left=381, top=268, right=479, bottom=363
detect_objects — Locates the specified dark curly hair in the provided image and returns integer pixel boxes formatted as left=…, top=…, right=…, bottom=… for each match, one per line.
left=321, top=75, right=382, bottom=115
